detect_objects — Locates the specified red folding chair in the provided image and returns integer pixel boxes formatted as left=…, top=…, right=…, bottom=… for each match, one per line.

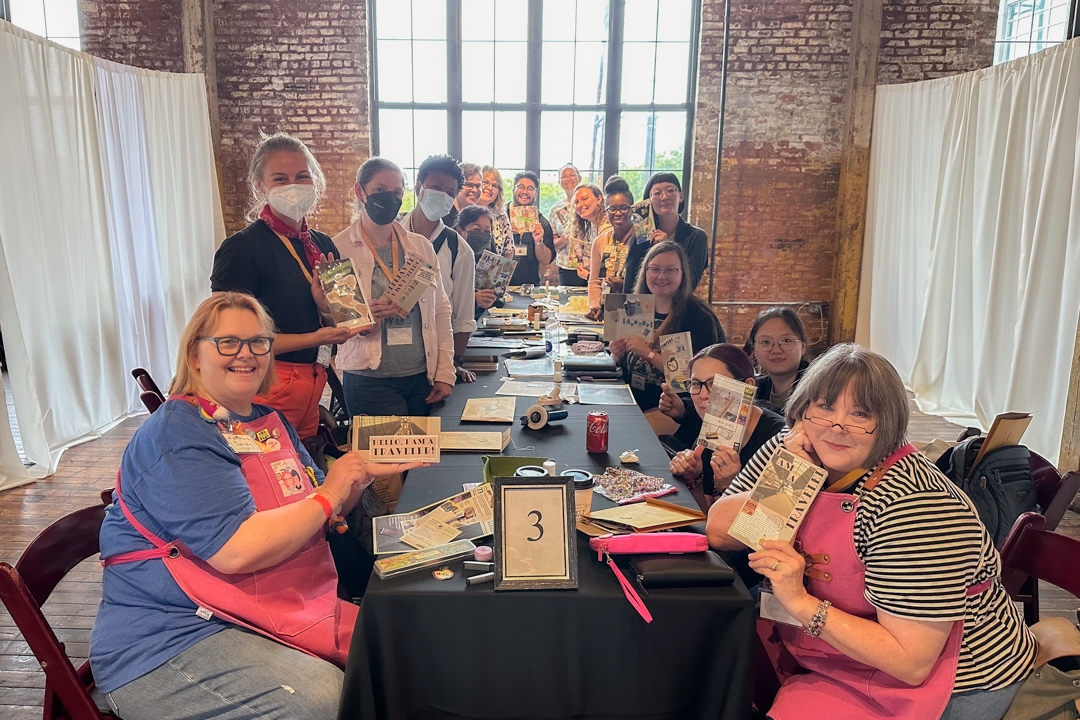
left=1000, top=512, right=1080, bottom=625
left=0, top=493, right=116, bottom=719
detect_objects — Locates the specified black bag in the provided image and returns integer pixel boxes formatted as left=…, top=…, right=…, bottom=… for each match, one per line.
left=935, top=437, right=1036, bottom=547
left=432, top=227, right=459, bottom=280
left=629, top=551, right=735, bottom=589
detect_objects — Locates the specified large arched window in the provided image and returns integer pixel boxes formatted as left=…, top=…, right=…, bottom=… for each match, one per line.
left=370, top=0, right=700, bottom=214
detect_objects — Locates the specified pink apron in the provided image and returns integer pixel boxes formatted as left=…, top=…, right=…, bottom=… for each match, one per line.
left=103, top=402, right=357, bottom=667
left=764, top=444, right=990, bottom=720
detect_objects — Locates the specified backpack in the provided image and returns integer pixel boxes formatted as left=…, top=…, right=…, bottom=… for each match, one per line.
left=935, top=436, right=1036, bottom=547
left=432, top=228, right=459, bottom=281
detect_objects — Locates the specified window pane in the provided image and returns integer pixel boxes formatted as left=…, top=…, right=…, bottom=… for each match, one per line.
left=574, top=41, right=607, bottom=104
left=494, top=0, right=529, bottom=41
left=621, top=42, right=656, bottom=104
left=52, top=36, right=81, bottom=50
left=1047, top=23, right=1066, bottom=41
left=619, top=111, right=686, bottom=178
left=653, top=42, right=690, bottom=104
left=44, top=0, right=80, bottom=38
left=540, top=112, right=574, bottom=169
left=495, top=42, right=528, bottom=103
left=462, top=0, right=495, bottom=41
left=493, top=112, right=528, bottom=169
left=375, top=0, right=412, bottom=40
left=575, top=0, right=610, bottom=42
left=412, top=0, right=445, bottom=40
left=413, top=40, right=447, bottom=103
left=414, top=109, right=449, bottom=166
left=619, top=170, right=648, bottom=203
left=462, top=111, right=495, bottom=167
left=655, top=0, right=692, bottom=41
left=10, top=0, right=47, bottom=35
left=462, top=42, right=496, bottom=103
left=378, top=40, right=414, bottom=102
left=623, top=0, right=658, bottom=42
left=379, top=109, right=415, bottom=169
left=539, top=170, right=566, bottom=215
left=542, top=42, right=577, bottom=104
left=542, top=0, right=576, bottom=41
left=541, top=111, right=604, bottom=179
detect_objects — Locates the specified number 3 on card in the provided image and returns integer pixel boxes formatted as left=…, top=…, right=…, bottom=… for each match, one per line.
left=492, top=476, right=578, bottom=590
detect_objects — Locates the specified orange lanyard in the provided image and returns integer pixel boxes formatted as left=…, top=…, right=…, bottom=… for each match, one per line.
left=362, top=222, right=400, bottom=281
left=273, top=231, right=313, bottom=284
left=825, top=468, right=866, bottom=494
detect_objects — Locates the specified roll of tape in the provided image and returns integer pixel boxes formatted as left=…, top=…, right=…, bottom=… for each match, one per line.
left=474, top=546, right=493, bottom=562
left=520, top=404, right=569, bottom=430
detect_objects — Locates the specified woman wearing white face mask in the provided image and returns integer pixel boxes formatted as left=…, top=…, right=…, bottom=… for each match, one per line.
left=211, top=133, right=362, bottom=439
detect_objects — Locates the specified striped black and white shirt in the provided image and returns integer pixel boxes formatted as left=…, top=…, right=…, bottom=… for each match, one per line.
left=724, top=434, right=1037, bottom=692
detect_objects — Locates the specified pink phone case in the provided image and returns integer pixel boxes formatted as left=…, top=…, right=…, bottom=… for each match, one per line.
left=588, top=532, right=708, bottom=558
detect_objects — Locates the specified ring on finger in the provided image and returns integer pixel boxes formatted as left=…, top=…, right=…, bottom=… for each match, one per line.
left=770, top=561, right=779, bottom=571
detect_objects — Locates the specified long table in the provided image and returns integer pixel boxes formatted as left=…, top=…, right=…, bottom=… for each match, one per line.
left=337, top=299, right=755, bottom=720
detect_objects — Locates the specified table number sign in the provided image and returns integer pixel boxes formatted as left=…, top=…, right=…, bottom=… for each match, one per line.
left=368, top=435, right=440, bottom=463
left=492, top=476, right=578, bottom=590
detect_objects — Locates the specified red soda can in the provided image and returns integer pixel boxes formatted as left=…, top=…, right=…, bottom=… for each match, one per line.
left=586, top=411, right=609, bottom=453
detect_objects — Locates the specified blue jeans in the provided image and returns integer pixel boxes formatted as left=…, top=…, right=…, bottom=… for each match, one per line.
left=343, top=371, right=433, bottom=417
left=104, top=628, right=343, bottom=720
left=939, top=678, right=1025, bottom=720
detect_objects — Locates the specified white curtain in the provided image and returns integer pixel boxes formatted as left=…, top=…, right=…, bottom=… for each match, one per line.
left=860, top=37, right=1080, bottom=467
left=0, top=21, right=222, bottom=478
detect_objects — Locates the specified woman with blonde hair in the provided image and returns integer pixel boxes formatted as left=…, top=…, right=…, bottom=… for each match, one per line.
left=90, top=292, right=419, bottom=720
left=211, top=133, right=360, bottom=439
left=554, top=183, right=606, bottom=287
left=478, top=165, right=514, bottom=258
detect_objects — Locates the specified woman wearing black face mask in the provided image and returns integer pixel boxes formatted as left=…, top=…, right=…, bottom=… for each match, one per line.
left=453, top=204, right=499, bottom=315
left=331, top=157, right=456, bottom=418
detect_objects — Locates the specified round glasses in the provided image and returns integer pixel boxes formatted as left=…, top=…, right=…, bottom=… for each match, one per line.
left=755, top=337, right=800, bottom=351
left=803, top=414, right=876, bottom=435
left=200, top=336, right=274, bottom=356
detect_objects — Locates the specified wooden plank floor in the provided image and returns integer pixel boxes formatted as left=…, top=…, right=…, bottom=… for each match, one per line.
left=1, top=409, right=1077, bottom=717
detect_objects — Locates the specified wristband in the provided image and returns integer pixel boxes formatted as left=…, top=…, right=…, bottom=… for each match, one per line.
left=307, top=492, right=334, bottom=520
left=646, top=350, right=656, bottom=362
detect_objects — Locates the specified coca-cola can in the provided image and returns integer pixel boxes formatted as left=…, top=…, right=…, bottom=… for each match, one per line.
left=586, top=411, right=609, bottom=453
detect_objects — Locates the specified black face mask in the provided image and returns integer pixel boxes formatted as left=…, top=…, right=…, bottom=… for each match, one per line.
left=466, top=230, right=494, bottom=256
left=364, top=191, right=403, bottom=225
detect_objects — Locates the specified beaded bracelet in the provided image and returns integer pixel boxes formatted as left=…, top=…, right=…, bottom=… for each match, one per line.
left=804, top=599, right=831, bottom=637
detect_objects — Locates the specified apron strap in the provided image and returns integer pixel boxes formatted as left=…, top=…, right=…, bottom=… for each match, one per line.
left=100, top=469, right=177, bottom=565
left=862, top=443, right=918, bottom=493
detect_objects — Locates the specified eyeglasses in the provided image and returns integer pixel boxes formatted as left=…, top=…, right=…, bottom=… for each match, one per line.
left=606, top=205, right=631, bottom=215
left=803, top=414, right=876, bottom=435
left=481, top=180, right=500, bottom=189
left=462, top=182, right=481, bottom=191
left=200, top=336, right=274, bottom=356
left=650, top=188, right=680, bottom=199
left=755, top=337, right=800, bottom=351
left=688, top=378, right=714, bottom=395
left=646, top=266, right=681, bottom=278
left=514, top=184, right=537, bottom=193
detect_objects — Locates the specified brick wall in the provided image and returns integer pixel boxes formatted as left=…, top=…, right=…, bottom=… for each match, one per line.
left=79, top=0, right=184, bottom=72
left=688, top=0, right=998, bottom=347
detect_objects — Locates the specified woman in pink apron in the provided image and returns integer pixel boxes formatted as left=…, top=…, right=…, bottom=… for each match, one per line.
left=90, top=292, right=420, bottom=720
left=706, top=344, right=1036, bottom=720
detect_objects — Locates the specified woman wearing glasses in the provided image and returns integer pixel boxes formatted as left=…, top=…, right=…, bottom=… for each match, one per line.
left=747, top=307, right=810, bottom=413
left=455, top=162, right=482, bottom=212
left=707, top=344, right=1035, bottom=720
left=586, top=177, right=642, bottom=316
left=478, top=165, right=514, bottom=258
left=211, top=133, right=362, bottom=440
left=620, top=172, right=709, bottom=291
left=91, top=293, right=420, bottom=720
left=609, top=242, right=724, bottom=430
left=664, top=344, right=786, bottom=512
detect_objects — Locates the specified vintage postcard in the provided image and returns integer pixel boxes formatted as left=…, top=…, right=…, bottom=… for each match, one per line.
left=603, top=293, right=655, bottom=341
left=727, top=446, right=827, bottom=551
left=659, top=332, right=692, bottom=393
left=696, top=374, right=756, bottom=452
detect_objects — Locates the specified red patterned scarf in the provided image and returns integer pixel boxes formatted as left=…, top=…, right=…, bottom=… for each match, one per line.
left=259, top=205, right=321, bottom=268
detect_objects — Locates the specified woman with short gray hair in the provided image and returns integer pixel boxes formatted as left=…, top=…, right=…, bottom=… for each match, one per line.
left=707, top=344, right=1035, bottom=720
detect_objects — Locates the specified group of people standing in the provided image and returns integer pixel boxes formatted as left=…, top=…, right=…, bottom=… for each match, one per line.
left=88, top=131, right=1039, bottom=720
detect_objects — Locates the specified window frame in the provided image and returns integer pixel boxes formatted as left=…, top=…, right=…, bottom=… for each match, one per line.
left=369, top=0, right=701, bottom=214
left=993, top=0, right=1080, bottom=63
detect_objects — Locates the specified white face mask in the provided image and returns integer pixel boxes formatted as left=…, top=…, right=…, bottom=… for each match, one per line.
left=266, top=184, right=316, bottom=223
left=418, top=187, right=456, bottom=221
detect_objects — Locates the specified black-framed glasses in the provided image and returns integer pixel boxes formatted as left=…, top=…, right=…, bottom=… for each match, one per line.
left=200, top=336, right=274, bottom=356
left=688, top=378, right=714, bottom=395
left=462, top=181, right=481, bottom=191
left=803, top=414, right=876, bottom=435
left=755, top=337, right=800, bottom=351
left=606, top=205, right=631, bottom=215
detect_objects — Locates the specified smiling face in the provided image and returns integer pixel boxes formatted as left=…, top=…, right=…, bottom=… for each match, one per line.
left=480, top=171, right=501, bottom=206
left=192, top=308, right=271, bottom=413
left=573, top=187, right=600, bottom=221
left=513, top=177, right=538, bottom=207
left=560, top=167, right=581, bottom=194
left=458, top=171, right=482, bottom=206
left=644, top=250, right=682, bottom=298
left=258, top=150, right=314, bottom=194
left=648, top=181, right=682, bottom=217
left=753, top=317, right=805, bottom=377
left=605, top=192, right=634, bottom=232
left=801, top=381, right=877, bottom=475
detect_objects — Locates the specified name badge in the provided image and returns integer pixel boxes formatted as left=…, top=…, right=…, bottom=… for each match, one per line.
left=759, top=589, right=801, bottom=626
left=223, top=433, right=263, bottom=454
left=515, top=244, right=528, bottom=257
left=387, top=326, right=412, bottom=345
left=631, top=372, right=647, bottom=391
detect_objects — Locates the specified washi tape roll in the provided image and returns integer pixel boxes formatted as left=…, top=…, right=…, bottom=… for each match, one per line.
left=474, top=546, right=493, bottom=562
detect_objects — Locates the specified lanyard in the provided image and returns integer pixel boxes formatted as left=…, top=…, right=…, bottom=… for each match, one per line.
left=273, top=231, right=313, bottom=284
left=362, top=221, right=400, bottom=281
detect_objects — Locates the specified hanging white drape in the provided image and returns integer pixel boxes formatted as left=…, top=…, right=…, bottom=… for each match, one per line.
left=860, top=37, right=1080, bottom=467
left=0, top=21, right=223, bottom=478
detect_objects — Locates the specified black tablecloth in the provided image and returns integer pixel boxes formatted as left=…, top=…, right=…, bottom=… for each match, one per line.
left=338, top=294, right=755, bottom=720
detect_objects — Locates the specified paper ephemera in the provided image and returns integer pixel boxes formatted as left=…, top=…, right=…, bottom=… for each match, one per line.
left=603, top=293, right=655, bottom=341
left=727, top=446, right=827, bottom=551
left=373, top=484, right=495, bottom=554
left=319, top=259, right=375, bottom=330
left=496, top=380, right=579, bottom=399
left=659, top=332, right=692, bottom=393
left=509, top=205, right=538, bottom=233
left=368, top=435, right=440, bottom=463
left=696, top=374, right=756, bottom=452
left=461, top=397, right=516, bottom=423
left=380, top=253, right=436, bottom=317
left=399, top=516, right=460, bottom=550
left=475, top=250, right=517, bottom=294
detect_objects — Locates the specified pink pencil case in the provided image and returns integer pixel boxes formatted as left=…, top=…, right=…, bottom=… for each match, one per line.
left=588, top=532, right=708, bottom=558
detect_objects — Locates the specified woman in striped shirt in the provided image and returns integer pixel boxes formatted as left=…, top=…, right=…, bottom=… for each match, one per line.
left=706, top=344, right=1035, bottom=720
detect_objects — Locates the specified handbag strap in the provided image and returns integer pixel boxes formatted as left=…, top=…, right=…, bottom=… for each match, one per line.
left=605, top=554, right=652, bottom=624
